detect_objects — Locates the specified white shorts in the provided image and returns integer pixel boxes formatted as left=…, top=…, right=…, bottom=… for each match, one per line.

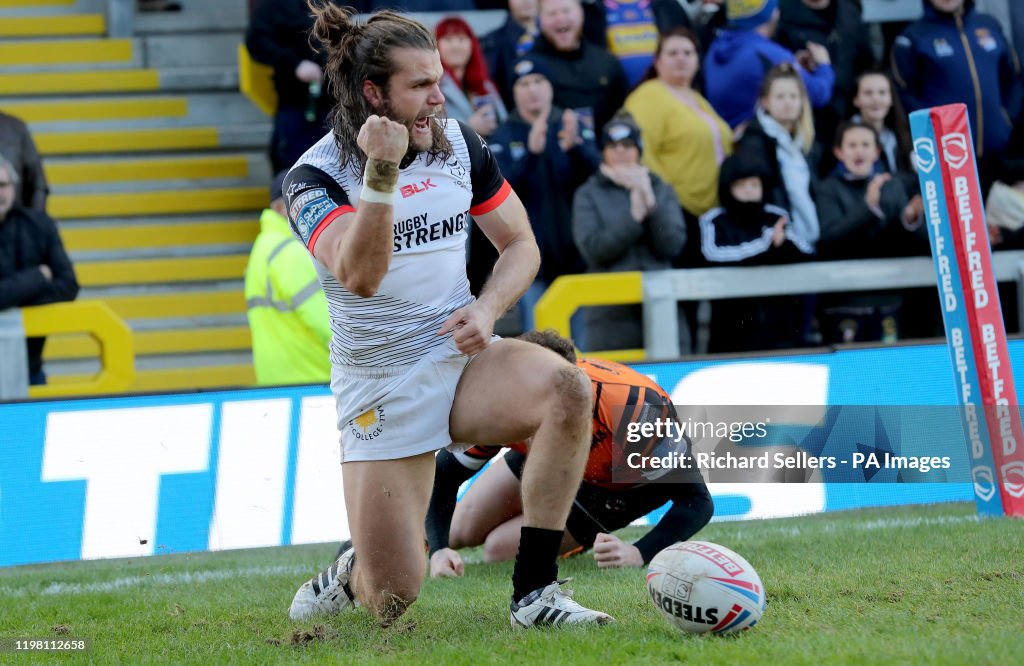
left=331, top=338, right=476, bottom=463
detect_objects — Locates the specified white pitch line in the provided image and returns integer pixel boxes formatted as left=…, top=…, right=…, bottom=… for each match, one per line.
left=0, top=563, right=310, bottom=598
left=715, top=514, right=980, bottom=541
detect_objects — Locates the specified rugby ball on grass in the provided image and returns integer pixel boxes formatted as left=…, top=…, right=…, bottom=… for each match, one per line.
left=646, top=541, right=765, bottom=635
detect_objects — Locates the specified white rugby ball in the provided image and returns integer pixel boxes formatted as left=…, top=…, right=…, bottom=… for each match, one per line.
left=646, top=540, right=766, bottom=635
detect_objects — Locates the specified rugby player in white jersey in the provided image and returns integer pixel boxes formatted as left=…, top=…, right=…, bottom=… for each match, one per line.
left=284, top=3, right=612, bottom=628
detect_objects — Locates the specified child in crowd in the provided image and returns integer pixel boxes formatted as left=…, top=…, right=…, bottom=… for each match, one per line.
left=699, top=153, right=813, bottom=353
left=849, top=70, right=915, bottom=176
left=733, top=63, right=821, bottom=252
left=816, top=120, right=925, bottom=261
left=814, top=120, right=928, bottom=343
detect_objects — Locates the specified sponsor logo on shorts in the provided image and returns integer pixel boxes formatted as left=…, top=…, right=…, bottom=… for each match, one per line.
left=349, top=405, right=385, bottom=441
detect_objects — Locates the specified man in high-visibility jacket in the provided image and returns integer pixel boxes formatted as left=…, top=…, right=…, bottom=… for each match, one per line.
left=245, top=171, right=330, bottom=385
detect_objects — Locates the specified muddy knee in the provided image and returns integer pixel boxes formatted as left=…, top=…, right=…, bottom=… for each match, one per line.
left=360, top=574, right=421, bottom=621
left=551, top=365, right=592, bottom=441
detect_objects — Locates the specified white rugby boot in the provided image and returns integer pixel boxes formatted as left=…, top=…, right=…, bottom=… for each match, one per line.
left=289, top=546, right=357, bottom=621
left=510, top=579, right=615, bottom=628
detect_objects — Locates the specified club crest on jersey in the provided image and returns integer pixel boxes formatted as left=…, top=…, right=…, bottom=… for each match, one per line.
left=349, top=405, right=385, bottom=441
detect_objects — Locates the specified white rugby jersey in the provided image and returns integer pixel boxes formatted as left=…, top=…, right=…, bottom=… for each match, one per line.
left=283, top=119, right=511, bottom=367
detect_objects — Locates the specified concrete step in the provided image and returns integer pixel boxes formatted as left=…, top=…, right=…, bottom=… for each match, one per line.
left=0, top=13, right=105, bottom=37
left=34, top=124, right=270, bottom=155
left=49, top=185, right=266, bottom=219
left=0, top=66, right=240, bottom=95
left=1, top=95, right=187, bottom=123
left=142, top=33, right=241, bottom=69
left=0, top=0, right=103, bottom=14
left=60, top=216, right=258, bottom=251
left=10, top=92, right=267, bottom=131
left=0, top=69, right=158, bottom=95
left=49, top=361, right=257, bottom=393
left=134, top=6, right=247, bottom=35
left=45, top=324, right=251, bottom=360
left=0, top=37, right=136, bottom=69
left=75, top=253, right=249, bottom=287
left=79, top=284, right=246, bottom=320
left=45, top=153, right=260, bottom=186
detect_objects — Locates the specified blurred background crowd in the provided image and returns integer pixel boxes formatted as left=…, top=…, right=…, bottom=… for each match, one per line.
left=6, top=0, right=1024, bottom=391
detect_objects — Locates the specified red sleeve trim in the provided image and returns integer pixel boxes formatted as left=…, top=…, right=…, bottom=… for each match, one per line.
left=469, top=179, right=512, bottom=216
left=308, top=205, right=355, bottom=254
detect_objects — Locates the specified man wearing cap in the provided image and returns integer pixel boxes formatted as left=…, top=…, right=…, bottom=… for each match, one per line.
left=469, top=55, right=600, bottom=334
left=571, top=114, right=688, bottom=353
left=705, top=0, right=835, bottom=128
left=244, top=170, right=331, bottom=385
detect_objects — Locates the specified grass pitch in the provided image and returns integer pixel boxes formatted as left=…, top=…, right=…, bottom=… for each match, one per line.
left=1, top=502, right=1022, bottom=665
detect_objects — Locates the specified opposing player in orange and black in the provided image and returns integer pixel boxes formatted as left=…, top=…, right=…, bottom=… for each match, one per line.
left=426, top=330, right=714, bottom=573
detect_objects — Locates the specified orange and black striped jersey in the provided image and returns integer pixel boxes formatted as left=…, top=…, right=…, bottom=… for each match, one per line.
left=462, top=356, right=681, bottom=489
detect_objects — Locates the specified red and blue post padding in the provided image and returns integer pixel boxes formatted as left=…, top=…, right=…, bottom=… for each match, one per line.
left=910, top=103, right=1024, bottom=517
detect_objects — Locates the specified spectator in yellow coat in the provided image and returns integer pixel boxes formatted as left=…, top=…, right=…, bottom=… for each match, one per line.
left=245, top=170, right=330, bottom=385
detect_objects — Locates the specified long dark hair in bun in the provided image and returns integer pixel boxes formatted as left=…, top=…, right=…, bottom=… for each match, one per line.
left=306, top=2, right=452, bottom=170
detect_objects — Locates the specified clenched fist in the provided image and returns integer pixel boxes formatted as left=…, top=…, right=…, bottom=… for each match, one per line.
left=357, top=114, right=409, bottom=164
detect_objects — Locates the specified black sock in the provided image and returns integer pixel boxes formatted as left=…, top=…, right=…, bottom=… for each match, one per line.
left=512, top=527, right=563, bottom=603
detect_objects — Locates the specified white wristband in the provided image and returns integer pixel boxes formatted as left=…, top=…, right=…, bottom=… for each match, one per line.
left=359, top=186, right=394, bottom=205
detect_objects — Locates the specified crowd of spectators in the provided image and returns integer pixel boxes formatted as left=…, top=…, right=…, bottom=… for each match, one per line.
left=238, top=0, right=1024, bottom=354
left=9, top=0, right=1024, bottom=394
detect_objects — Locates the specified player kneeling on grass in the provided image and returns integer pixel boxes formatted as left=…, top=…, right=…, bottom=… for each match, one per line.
left=426, top=330, right=715, bottom=577
left=285, top=4, right=611, bottom=629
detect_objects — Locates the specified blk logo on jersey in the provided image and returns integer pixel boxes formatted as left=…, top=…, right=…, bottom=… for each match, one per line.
left=349, top=405, right=385, bottom=441
left=400, top=179, right=438, bottom=198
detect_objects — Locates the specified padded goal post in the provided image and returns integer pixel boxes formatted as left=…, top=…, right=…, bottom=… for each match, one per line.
left=910, top=103, right=1024, bottom=517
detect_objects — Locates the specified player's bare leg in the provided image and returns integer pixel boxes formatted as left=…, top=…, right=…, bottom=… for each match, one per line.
left=342, top=453, right=435, bottom=623
left=450, top=338, right=612, bottom=626
left=289, top=452, right=434, bottom=624
left=482, top=516, right=582, bottom=562
left=449, top=456, right=523, bottom=550
left=450, top=457, right=580, bottom=561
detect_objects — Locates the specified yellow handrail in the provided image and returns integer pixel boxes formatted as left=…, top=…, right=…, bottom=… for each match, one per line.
left=533, top=272, right=646, bottom=362
left=238, top=43, right=277, bottom=116
left=22, top=301, right=135, bottom=398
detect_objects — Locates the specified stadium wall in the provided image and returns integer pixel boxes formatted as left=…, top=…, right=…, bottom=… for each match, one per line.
left=5, top=339, right=1020, bottom=567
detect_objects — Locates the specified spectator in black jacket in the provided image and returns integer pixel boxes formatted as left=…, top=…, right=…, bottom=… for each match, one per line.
left=775, top=0, right=875, bottom=153
left=700, top=152, right=813, bottom=352
left=481, top=0, right=539, bottom=108
left=0, top=112, right=47, bottom=213
left=246, top=0, right=339, bottom=172
left=814, top=121, right=928, bottom=343
left=528, top=0, right=630, bottom=134
left=474, top=56, right=600, bottom=335
left=0, top=154, right=78, bottom=385
left=816, top=121, right=925, bottom=261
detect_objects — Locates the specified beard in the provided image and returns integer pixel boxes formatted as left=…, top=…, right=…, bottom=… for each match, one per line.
left=376, top=98, right=446, bottom=162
